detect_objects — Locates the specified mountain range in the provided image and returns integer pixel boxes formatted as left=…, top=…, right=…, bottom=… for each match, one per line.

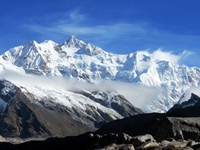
left=1, top=36, right=200, bottom=113
left=1, top=36, right=200, bottom=138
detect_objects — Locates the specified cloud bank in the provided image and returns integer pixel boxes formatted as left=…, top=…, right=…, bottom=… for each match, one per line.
left=0, top=70, right=159, bottom=109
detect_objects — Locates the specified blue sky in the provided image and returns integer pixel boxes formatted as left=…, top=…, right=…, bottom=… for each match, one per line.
left=1, top=0, right=200, bottom=67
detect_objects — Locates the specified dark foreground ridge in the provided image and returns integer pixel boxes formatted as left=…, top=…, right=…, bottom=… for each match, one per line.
left=2, top=112, right=200, bottom=149
left=1, top=93, right=200, bottom=150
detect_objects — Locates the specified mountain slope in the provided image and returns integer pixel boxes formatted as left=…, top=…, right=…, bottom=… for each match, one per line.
left=0, top=79, right=142, bottom=138
left=1, top=36, right=200, bottom=112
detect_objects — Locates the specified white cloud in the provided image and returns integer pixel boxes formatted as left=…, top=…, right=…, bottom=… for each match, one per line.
left=0, top=70, right=159, bottom=109
left=27, top=22, right=146, bottom=40
left=151, top=49, right=180, bottom=64
left=25, top=9, right=147, bottom=41
left=180, top=50, right=194, bottom=58
left=178, top=50, right=194, bottom=64
left=138, top=49, right=194, bottom=65
left=68, top=9, right=87, bottom=23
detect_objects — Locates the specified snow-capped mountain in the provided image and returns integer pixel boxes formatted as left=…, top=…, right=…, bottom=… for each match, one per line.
left=1, top=36, right=200, bottom=113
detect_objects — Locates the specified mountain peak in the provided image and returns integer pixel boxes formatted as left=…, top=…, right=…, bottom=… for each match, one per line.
left=69, top=35, right=76, bottom=40
left=169, top=93, right=200, bottom=111
left=67, top=35, right=77, bottom=44
left=28, top=40, right=38, bottom=46
left=62, top=35, right=85, bottom=49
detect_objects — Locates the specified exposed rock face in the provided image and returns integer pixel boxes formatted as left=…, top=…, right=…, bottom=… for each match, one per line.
left=151, top=117, right=200, bottom=141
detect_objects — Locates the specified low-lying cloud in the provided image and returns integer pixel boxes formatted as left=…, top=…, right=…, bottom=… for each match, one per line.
left=0, top=70, right=160, bottom=110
